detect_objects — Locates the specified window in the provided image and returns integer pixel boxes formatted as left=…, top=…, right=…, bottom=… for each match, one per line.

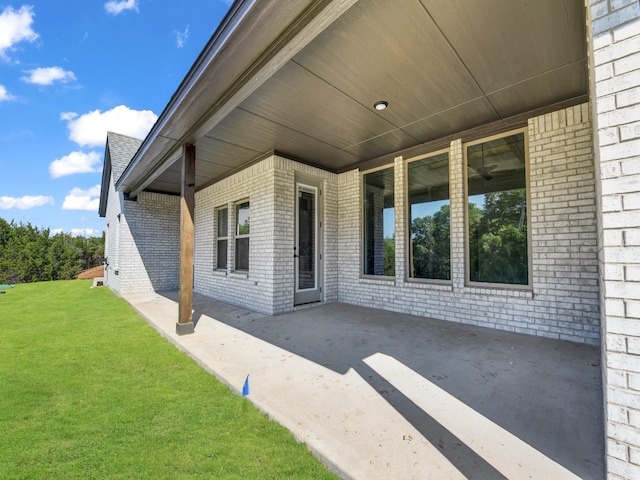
left=235, top=201, right=250, bottom=271
left=407, top=151, right=450, bottom=280
left=467, top=131, right=528, bottom=285
left=363, top=166, right=395, bottom=276
left=216, top=207, right=228, bottom=269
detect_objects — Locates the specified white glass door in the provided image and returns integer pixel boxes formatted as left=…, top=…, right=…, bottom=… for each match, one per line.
left=294, top=182, right=321, bottom=305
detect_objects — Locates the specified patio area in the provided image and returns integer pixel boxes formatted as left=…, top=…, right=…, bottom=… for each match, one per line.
left=124, top=291, right=604, bottom=479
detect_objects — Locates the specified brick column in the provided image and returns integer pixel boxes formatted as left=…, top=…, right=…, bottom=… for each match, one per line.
left=394, top=155, right=405, bottom=286
left=449, top=139, right=465, bottom=291
left=587, top=1, right=640, bottom=477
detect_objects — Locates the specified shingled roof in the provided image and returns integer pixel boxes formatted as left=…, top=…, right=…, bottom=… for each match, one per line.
left=98, top=132, right=143, bottom=217
left=106, top=132, right=143, bottom=182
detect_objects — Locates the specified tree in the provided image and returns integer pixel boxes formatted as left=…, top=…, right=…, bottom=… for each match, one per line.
left=469, top=189, right=527, bottom=284
left=48, top=234, right=82, bottom=280
left=0, top=218, right=104, bottom=284
left=384, top=237, right=395, bottom=277
left=411, top=204, right=450, bottom=280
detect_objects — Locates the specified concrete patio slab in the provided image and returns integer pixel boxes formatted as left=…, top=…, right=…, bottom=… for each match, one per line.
left=123, top=291, right=604, bottom=479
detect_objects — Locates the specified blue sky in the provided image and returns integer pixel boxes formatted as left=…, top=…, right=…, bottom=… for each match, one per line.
left=0, top=0, right=231, bottom=236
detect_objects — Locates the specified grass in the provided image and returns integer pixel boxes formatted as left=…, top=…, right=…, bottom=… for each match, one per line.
left=0, top=280, right=338, bottom=479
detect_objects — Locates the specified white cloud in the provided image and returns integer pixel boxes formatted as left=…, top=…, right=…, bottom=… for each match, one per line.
left=104, top=0, right=139, bottom=15
left=70, top=228, right=97, bottom=237
left=62, top=105, right=157, bottom=148
left=62, top=185, right=101, bottom=211
left=49, top=228, right=102, bottom=237
left=0, top=5, right=38, bottom=59
left=22, top=66, right=76, bottom=85
left=175, top=26, right=189, bottom=48
left=0, top=84, right=15, bottom=102
left=51, top=227, right=97, bottom=237
left=0, top=195, right=54, bottom=210
left=60, top=111, right=77, bottom=121
left=49, top=150, right=101, bottom=178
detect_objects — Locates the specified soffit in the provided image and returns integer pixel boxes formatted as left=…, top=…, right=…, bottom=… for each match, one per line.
left=135, top=0, right=587, bottom=196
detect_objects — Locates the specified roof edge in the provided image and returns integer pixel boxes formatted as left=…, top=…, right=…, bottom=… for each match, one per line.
left=98, top=139, right=112, bottom=218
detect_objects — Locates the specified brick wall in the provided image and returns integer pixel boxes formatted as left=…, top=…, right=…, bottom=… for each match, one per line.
left=103, top=183, right=180, bottom=295
left=529, top=104, right=600, bottom=342
left=587, top=0, right=640, bottom=477
left=103, top=174, right=122, bottom=294
left=120, top=192, right=180, bottom=293
left=337, top=103, right=600, bottom=345
left=194, top=154, right=338, bottom=315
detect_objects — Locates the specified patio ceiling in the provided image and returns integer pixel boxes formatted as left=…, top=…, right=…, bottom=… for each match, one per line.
left=118, top=0, right=588, bottom=197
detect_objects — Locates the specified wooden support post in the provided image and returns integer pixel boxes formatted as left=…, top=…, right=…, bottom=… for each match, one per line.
left=176, top=143, right=195, bottom=335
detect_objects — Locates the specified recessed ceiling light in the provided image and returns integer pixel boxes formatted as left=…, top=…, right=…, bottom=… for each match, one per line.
left=374, top=100, right=388, bottom=111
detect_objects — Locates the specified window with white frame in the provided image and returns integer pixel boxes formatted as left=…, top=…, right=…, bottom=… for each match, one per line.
left=466, top=130, right=528, bottom=286
left=235, top=201, right=250, bottom=271
left=407, top=151, right=450, bottom=280
left=216, top=207, right=228, bottom=269
left=363, top=166, right=395, bottom=276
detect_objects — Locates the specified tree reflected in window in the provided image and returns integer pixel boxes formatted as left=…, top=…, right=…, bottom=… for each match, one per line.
left=408, top=151, right=450, bottom=280
left=467, top=132, right=528, bottom=285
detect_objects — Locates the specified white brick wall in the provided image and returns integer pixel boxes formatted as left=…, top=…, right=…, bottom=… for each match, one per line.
left=529, top=104, right=600, bottom=343
left=103, top=179, right=180, bottom=295
left=103, top=174, right=122, bottom=294
left=337, top=104, right=600, bottom=345
left=194, top=154, right=337, bottom=315
left=588, top=1, right=640, bottom=477
left=120, top=192, right=180, bottom=293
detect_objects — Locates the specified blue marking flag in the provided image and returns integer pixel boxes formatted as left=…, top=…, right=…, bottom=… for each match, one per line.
left=242, top=374, right=250, bottom=396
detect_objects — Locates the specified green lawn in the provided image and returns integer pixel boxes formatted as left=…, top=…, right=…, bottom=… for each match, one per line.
left=0, top=280, right=338, bottom=479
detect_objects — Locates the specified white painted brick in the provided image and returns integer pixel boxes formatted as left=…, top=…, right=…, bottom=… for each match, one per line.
left=591, top=1, right=609, bottom=21
left=621, top=158, right=640, bottom=175
left=624, top=230, right=640, bottom=246
left=621, top=192, right=640, bottom=211
left=627, top=301, right=640, bottom=319
left=593, top=29, right=613, bottom=50
left=600, top=126, right=620, bottom=145
left=614, top=51, right=640, bottom=76
left=607, top=280, right=640, bottom=300
left=608, top=455, right=640, bottom=479
left=630, top=446, right=640, bottom=466
left=600, top=139, right=640, bottom=162
left=620, top=122, right=640, bottom=141
left=626, top=266, right=640, bottom=282
left=610, top=438, right=630, bottom=461
left=630, top=374, right=640, bottom=393
left=616, top=86, right=640, bottom=108
left=629, top=408, right=640, bottom=428
left=609, top=352, right=640, bottom=374
left=609, top=333, right=629, bottom=351
left=607, top=264, right=626, bottom=281
left=604, top=211, right=640, bottom=229
left=610, top=369, right=629, bottom=388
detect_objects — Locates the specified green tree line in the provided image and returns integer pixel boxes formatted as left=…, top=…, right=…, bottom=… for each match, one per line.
left=410, top=189, right=527, bottom=284
left=469, top=189, right=527, bottom=285
left=0, top=218, right=104, bottom=284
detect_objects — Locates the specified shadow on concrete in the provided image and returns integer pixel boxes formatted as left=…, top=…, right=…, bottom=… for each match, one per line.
left=166, top=293, right=604, bottom=479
